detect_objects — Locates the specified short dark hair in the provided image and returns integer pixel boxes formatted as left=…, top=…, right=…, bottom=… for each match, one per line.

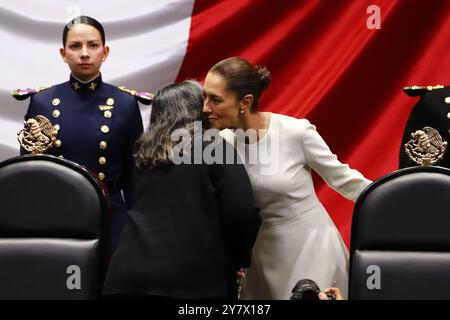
left=210, top=57, right=271, bottom=112
left=62, top=15, right=106, bottom=46
left=134, top=80, right=204, bottom=169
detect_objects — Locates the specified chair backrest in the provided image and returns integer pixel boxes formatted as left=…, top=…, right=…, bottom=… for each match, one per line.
left=0, top=155, right=111, bottom=299
left=349, top=166, right=450, bottom=300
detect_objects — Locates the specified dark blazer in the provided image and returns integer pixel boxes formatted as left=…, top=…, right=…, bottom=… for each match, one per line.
left=103, top=141, right=261, bottom=299
left=400, top=86, right=450, bottom=169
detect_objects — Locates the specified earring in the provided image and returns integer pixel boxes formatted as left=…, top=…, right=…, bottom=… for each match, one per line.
left=240, top=110, right=244, bottom=115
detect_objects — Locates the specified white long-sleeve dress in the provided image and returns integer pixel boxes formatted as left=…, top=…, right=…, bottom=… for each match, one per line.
left=221, top=113, right=372, bottom=300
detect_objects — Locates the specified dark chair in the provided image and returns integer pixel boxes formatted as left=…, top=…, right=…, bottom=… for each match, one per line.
left=0, top=154, right=111, bottom=299
left=349, top=166, right=450, bottom=299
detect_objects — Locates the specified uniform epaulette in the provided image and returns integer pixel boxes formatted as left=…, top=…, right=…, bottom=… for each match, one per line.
left=11, top=84, right=52, bottom=101
left=403, top=85, right=444, bottom=97
left=118, top=86, right=154, bottom=105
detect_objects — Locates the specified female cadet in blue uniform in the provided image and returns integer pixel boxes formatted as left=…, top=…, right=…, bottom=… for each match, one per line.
left=12, top=16, right=152, bottom=252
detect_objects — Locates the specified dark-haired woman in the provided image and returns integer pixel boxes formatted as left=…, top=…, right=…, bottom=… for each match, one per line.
left=202, top=57, right=372, bottom=299
left=102, top=80, right=261, bottom=299
left=12, top=16, right=152, bottom=252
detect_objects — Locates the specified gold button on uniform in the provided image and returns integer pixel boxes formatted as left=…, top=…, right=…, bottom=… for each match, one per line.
left=52, top=98, right=60, bottom=106
left=99, top=141, right=107, bottom=149
left=447, top=112, right=450, bottom=120
left=101, top=125, right=109, bottom=133
left=52, top=110, right=61, bottom=118
left=445, top=97, right=450, bottom=104
left=53, top=124, right=60, bottom=131
left=106, top=98, right=114, bottom=106
left=99, top=157, right=107, bottom=165
left=104, top=110, right=112, bottom=118
left=55, top=140, right=62, bottom=147
left=98, top=172, right=106, bottom=180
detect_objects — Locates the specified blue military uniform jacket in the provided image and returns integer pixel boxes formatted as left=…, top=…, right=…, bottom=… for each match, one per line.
left=15, top=74, right=148, bottom=191
left=400, top=85, right=450, bottom=168
left=13, top=74, right=152, bottom=251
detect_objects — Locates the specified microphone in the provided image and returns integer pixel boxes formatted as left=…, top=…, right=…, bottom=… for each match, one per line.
left=290, top=279, right=336, bottom=300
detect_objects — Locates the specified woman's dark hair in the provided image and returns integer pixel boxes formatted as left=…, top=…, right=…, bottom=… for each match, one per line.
left=63, top=15, right=106, bottom=46
left=210, top=57, right=271, bottom=111
left=134, top=80, right=204, bottom=169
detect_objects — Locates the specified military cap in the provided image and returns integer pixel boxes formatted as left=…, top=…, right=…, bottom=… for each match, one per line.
left=403, top=85, right=444, bottom=97
left=399, top=84, right=450, bottom=168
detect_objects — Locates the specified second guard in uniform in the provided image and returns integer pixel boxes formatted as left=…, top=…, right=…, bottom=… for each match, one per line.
left=399, top=85, right=449, bottom=168
left=12, top=16, right=152, bottom=252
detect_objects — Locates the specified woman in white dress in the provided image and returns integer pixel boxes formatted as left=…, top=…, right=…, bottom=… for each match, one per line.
left=202, top=57, right=372, bottom=300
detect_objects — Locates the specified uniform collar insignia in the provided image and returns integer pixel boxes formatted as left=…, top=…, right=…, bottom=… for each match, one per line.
left=89, top=82, right=97, bottom=91
left=72, top=81, right=80, bottom=91
left=70, top=74, right=102, bottom=92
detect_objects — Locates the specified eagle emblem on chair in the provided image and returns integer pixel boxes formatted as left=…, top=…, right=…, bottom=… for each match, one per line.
left=404, top=126, right=447, bottom=166
left=18, top=115, right=58, bottom=154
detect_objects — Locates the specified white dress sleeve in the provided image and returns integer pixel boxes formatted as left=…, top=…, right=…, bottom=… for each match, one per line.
left=299, top=119, right=372, bottom=201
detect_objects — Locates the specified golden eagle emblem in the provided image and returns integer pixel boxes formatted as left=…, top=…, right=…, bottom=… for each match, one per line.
left=17, top=115, right=58, bottom=154
left=404, top=126, right=447, bottom=166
